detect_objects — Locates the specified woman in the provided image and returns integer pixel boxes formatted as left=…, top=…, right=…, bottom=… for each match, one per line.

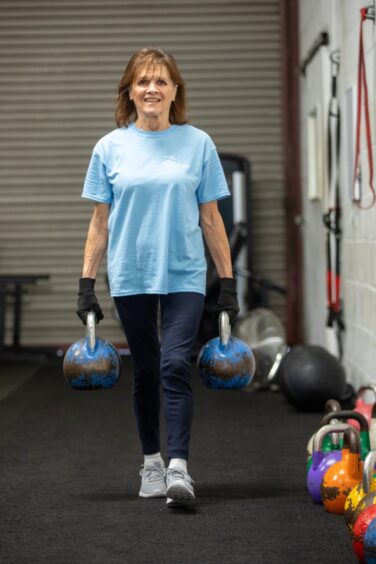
left=76, top=47, right=239, bottom=508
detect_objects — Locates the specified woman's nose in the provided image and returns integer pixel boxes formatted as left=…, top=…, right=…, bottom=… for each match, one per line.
left=146, top=82, right=158, bottom=93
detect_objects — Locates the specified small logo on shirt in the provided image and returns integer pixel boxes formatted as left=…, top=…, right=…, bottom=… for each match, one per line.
left=161, top=155, right=189, bottom=170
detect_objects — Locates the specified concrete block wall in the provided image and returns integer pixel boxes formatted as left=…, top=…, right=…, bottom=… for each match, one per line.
left=299, top=0, right=376, bottom=387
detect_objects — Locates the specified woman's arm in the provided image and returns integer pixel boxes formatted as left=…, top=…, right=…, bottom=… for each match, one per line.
left=199, top=200, right=233, bottom=277
left=82, top=203, right=110, bottom=278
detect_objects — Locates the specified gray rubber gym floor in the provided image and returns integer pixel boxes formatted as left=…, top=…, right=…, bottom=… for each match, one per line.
left=0, top=358, right=357, bottom=563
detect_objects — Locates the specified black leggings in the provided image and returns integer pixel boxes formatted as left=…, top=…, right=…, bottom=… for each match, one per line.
left=114, top=292, right=205, bottom=460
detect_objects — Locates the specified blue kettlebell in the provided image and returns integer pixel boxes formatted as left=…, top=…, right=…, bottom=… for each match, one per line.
left=197, top=311, right=255, bottom=390
left=63, top=311, right=121, bottom=390
left=364, top=517, right=376, bottom=563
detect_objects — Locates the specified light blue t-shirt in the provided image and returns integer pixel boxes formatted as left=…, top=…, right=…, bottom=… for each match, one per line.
left=82, top=123, right=230, bottom=296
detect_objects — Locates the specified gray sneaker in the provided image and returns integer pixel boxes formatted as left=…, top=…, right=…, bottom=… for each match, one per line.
left=165, top=468, right=195, bottom=507
left=139, top=463, right=166, bottom=498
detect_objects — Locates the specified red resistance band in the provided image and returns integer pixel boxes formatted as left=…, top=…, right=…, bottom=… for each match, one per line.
left=324, top=53, right=344, bottom=346
left=353, top=7, right=375, bottom=210
left=326, top=248, right=341, bottom=318
left=324, top=205, right=343, bottom=330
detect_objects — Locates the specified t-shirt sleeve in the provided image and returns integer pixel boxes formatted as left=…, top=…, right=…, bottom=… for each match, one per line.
left=82, top=142, right=113, bottom=204
left=196, top=139, right=230, bottom=204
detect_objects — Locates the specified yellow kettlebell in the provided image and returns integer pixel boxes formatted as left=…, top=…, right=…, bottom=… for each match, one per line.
left=344, top=449, right=376, bottom=530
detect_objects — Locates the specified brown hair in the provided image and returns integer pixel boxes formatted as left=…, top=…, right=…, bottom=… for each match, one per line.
left=115, top=47, right=188, bottom=127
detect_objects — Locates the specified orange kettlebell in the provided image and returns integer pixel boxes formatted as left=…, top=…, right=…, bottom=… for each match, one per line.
left=321, top=426, right=363, bottom=514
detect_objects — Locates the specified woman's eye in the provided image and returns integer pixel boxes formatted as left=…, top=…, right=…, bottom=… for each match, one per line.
left=138, top=80, right=148, bottom=86
left=158, top=80, right=167, bottom=85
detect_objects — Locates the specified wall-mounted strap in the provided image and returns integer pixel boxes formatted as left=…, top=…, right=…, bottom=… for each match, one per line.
left=323, top=51, right=345, bottom=359
left=352, top=7, right=375, bottom=210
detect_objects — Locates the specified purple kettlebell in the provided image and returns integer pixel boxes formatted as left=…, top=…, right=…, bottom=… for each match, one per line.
left=307, top=423, right=353, bottom=504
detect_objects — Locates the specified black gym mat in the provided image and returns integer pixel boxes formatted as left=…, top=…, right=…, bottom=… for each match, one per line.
left=0, top=358, right=356, bottom=564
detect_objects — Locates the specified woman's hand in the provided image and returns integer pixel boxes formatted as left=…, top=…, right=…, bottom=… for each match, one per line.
left=214, top=277, right=239, bottom=324
left=76, top=277, right=104, bottom=324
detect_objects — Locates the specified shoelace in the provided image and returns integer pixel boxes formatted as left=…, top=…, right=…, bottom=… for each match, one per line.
left=164, top=468, right=194, bottom=484
left=139, top=465, right=165, bottom=483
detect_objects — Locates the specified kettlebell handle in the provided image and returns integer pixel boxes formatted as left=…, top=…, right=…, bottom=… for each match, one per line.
left=357, top=385, right=376, bottom=401
left=86, top=311, right=96, bottom=352
left=322, top=401, right=342, bottom=444
left=313, top=423, right=353, bottom=453
left=219, top=311, right=231, bottom=347
left=324, top=399, right=341, bottom=414
left=321, top=410, right=369, bottom=432
left=363, top=450, right=376, bottom=494
left=265, top=343, right=288, bottom=384
left=313, top=424, right=360, bottom=454
left=343, top=426, right=360, bottom=454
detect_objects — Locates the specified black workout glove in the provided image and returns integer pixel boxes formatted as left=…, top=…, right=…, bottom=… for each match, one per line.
left=214, top=277, right=240, bottom=325
left=76, top=277, right=104, bottom=325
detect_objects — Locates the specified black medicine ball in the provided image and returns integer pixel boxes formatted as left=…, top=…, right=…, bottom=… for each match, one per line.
left=278, top=345, right=346, bottom=411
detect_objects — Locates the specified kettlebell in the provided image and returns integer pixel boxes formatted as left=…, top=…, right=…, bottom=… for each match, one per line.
left=353, top=505, right=376, bottom=563
left=349, top=385, right=376, bottom=431
left=307, top=423, right=351, bottom=504
left=363, top=518, right=376, bottom=564
left=344, top=450, right=376, bottom=531
left=63, top=311, right=121, bottom=390
left=321, top=426, right=362, bottom=514
left=321, top=410, right=370, bottom=461
left=197, top=311, right=255, bottom=390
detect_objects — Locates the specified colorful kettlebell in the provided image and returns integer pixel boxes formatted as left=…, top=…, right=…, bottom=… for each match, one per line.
left=307, top=423, right=352, bottom=504
left=321, top=410, right=370, bottom=461
left=363, top=518, right=376, bottom=564
left=353, top=505, right=376, bottom=563
left=197, top=312, right=255, bottom=390
left=321, top=426, right=362, bottom=514
left=63, top=311, right=122, bottom=390
left=344, top=450, right=376, bottom=531
left=349, top=385, right=376, bottom=431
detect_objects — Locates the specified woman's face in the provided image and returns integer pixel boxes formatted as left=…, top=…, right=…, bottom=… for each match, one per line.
left=130, top=64, right=177, bottom=125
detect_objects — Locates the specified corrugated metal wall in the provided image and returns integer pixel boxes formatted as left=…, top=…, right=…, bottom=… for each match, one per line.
left=0, top=0, right=286, bottom=346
